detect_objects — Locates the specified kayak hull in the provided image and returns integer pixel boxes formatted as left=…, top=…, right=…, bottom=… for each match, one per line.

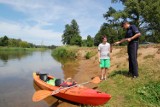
left=33, top=72, right=111, bottom=106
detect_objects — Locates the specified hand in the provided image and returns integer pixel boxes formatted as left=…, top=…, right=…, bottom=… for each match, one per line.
left=114, top=41, right=120, bottom=45
left=127, top=38, right=132, bottom=42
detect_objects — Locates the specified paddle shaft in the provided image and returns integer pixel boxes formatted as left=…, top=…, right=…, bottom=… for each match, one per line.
left=51, top=81, right=91, bottom=95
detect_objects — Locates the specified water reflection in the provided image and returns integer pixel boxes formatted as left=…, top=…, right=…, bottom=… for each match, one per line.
left=52, top=55, right=79, bottom=80
left=33, top=81, right=80, bottom=107
left=0, top=49, right=82, bottom=107
left=61, top=61, right=79, bottom=79
left=0, top=50, right=64, bottom=107
left=0, top=50, right=32, bottom=63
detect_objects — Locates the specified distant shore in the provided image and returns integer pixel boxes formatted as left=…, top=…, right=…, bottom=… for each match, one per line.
left=0, top=46, right=48, bottom=51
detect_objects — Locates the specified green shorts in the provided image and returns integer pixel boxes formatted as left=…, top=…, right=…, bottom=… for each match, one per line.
left=100, top=59, right=110, bottom=68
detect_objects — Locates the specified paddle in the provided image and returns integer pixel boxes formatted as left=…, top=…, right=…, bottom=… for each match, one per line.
left=32, top=76, right=100, bottom=102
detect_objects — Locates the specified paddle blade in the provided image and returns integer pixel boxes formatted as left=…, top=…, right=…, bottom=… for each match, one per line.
left=32, top=90, right=52, bottom=102
left=91, top=76, right=101, bottom=84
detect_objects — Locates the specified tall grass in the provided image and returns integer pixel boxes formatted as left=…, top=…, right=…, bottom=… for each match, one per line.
left=52, top=46, right=78, bottom=59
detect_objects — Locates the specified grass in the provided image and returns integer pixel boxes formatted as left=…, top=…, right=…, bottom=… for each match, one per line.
left=157, top=48, right=160, bottom=54
left=136, top=81, right=160, bottom=106
left=98, top=56, right=160, bottom=107
left=51, top=46, right=79, bottom=63
left=143, top=54, right=155, bottom=59
left=52, top=46, right=97, bottom=61
left=115, top=48, right=127, bottom=58
left=52, top=45, right=160, bottom=107
left=85, top=51, right=97, bottom=59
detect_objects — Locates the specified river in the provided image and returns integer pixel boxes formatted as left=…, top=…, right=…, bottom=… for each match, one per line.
left=0, top=50, right=79, bottom=107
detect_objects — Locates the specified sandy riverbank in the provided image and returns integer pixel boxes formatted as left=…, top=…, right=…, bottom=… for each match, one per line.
left=49, top=44, right=160, bottom=107
left=73, top=44, right=160, bottom=88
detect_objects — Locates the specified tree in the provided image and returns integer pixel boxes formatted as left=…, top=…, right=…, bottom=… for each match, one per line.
left=94, top=7, right=126, bottom=46
left=111, top=0, right=160, bottom=43
left=62, top=24, right=72, bottom=45
left=0, top=36, right=9, bottom=46
left=0, top=36, right=37, bottom=48
left=86, top=35, right=94, bottom=47
left=62, top=19, right=82, bottom=46
left=81, top=39, right=87, bottom=46
left=70, top=35, right=82, bottom=46
left=19, top=41, right=29, bottom=48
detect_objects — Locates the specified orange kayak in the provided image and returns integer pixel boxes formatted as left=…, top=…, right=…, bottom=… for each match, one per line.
left=33, top=72, right=111, bottom=106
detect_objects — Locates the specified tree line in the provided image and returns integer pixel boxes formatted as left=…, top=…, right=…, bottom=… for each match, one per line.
left=62, top=0, right=160, bottom=46
left=0, top=36, right=56, bottom=49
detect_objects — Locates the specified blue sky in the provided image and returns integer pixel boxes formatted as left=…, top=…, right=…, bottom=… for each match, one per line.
left=0, top=0, right=123, bottom=46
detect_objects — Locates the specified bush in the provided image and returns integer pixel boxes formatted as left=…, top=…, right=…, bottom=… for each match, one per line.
left=85, top=51, right=96, bottom=59
left=52, top=46, right=78, bottom=59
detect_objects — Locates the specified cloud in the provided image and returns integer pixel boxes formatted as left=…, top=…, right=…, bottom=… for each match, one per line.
left=0, top=21, right=62, bottom=45
left=0, top=0, right=112, bottom=45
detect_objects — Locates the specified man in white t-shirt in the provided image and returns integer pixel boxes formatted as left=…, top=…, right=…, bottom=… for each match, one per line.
left=98, top=36, right=112, bottom=80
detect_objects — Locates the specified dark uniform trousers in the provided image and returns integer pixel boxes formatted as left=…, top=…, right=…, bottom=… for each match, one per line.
left=127, top=41, right=139, bottom=77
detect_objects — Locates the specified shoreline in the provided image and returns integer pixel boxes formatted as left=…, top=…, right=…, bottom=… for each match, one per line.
left=53, top=44, right=160, bottom=106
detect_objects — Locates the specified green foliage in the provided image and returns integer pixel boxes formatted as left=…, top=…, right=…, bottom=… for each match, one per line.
left=81, top=39, right=87, bottom=47
left=52, top=46, right=78, bottom=60
left=85, top=51, right=96, bottom=59
left=62, top=19, right=82, bottom=46
left=70, top=35, right=82, bottom=46
left=85, top=52, right=91, bottom=59
left=0, top=36, right=32, bottom=48
left=107, top=0, right=160, bottom=43
left=0, top=36, right=9, bottom=46
left=94, top=23, right=125, bottom=46
left=86, top=35, right=94, bottom=47
left=0, top=35, right=56, bottom=48
left=137, top=82, right=160, bottom=106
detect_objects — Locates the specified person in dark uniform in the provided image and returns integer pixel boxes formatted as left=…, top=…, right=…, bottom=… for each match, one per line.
left=114, top=21, right=141, bottom=78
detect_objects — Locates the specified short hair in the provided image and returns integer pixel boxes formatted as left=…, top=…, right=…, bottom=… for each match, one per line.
left=121, top=20, right=129, bottom=27
left=102, top=36, right=107, bottom=40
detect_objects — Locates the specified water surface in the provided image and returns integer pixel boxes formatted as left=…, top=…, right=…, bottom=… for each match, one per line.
left=0, top=50, right=78, bottom=107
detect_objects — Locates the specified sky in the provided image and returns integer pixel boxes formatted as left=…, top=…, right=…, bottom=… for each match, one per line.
left=0, top=0, right=123, bottom=46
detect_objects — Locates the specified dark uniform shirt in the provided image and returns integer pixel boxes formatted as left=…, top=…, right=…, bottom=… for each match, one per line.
left=125, top=25, right=140, bottom=42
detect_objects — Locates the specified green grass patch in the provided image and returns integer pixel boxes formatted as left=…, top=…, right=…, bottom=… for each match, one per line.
left=98, top=58, right=160, bottom=107
left=137, top=81, right=160, bottom=106
left=85, top=51, right=96, bottom=59
left=52, top=46, right=78, bottom=59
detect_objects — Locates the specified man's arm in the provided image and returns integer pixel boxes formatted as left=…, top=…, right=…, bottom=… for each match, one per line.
left=114, top=32, right=141, bottom=45
left=127, top=33, right=141, bottom=42
left=114, top=38, right=127, bottom=45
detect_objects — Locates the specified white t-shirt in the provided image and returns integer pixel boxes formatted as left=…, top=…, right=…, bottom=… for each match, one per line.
left=98, top=42, right=110, bottom=59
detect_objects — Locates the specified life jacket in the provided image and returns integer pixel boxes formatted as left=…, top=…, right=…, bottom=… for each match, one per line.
left=46, top=78, right=56, bottom=86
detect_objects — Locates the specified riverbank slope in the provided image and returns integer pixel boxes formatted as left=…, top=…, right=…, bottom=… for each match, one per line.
left=72, top=44, right=160, bottom=107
